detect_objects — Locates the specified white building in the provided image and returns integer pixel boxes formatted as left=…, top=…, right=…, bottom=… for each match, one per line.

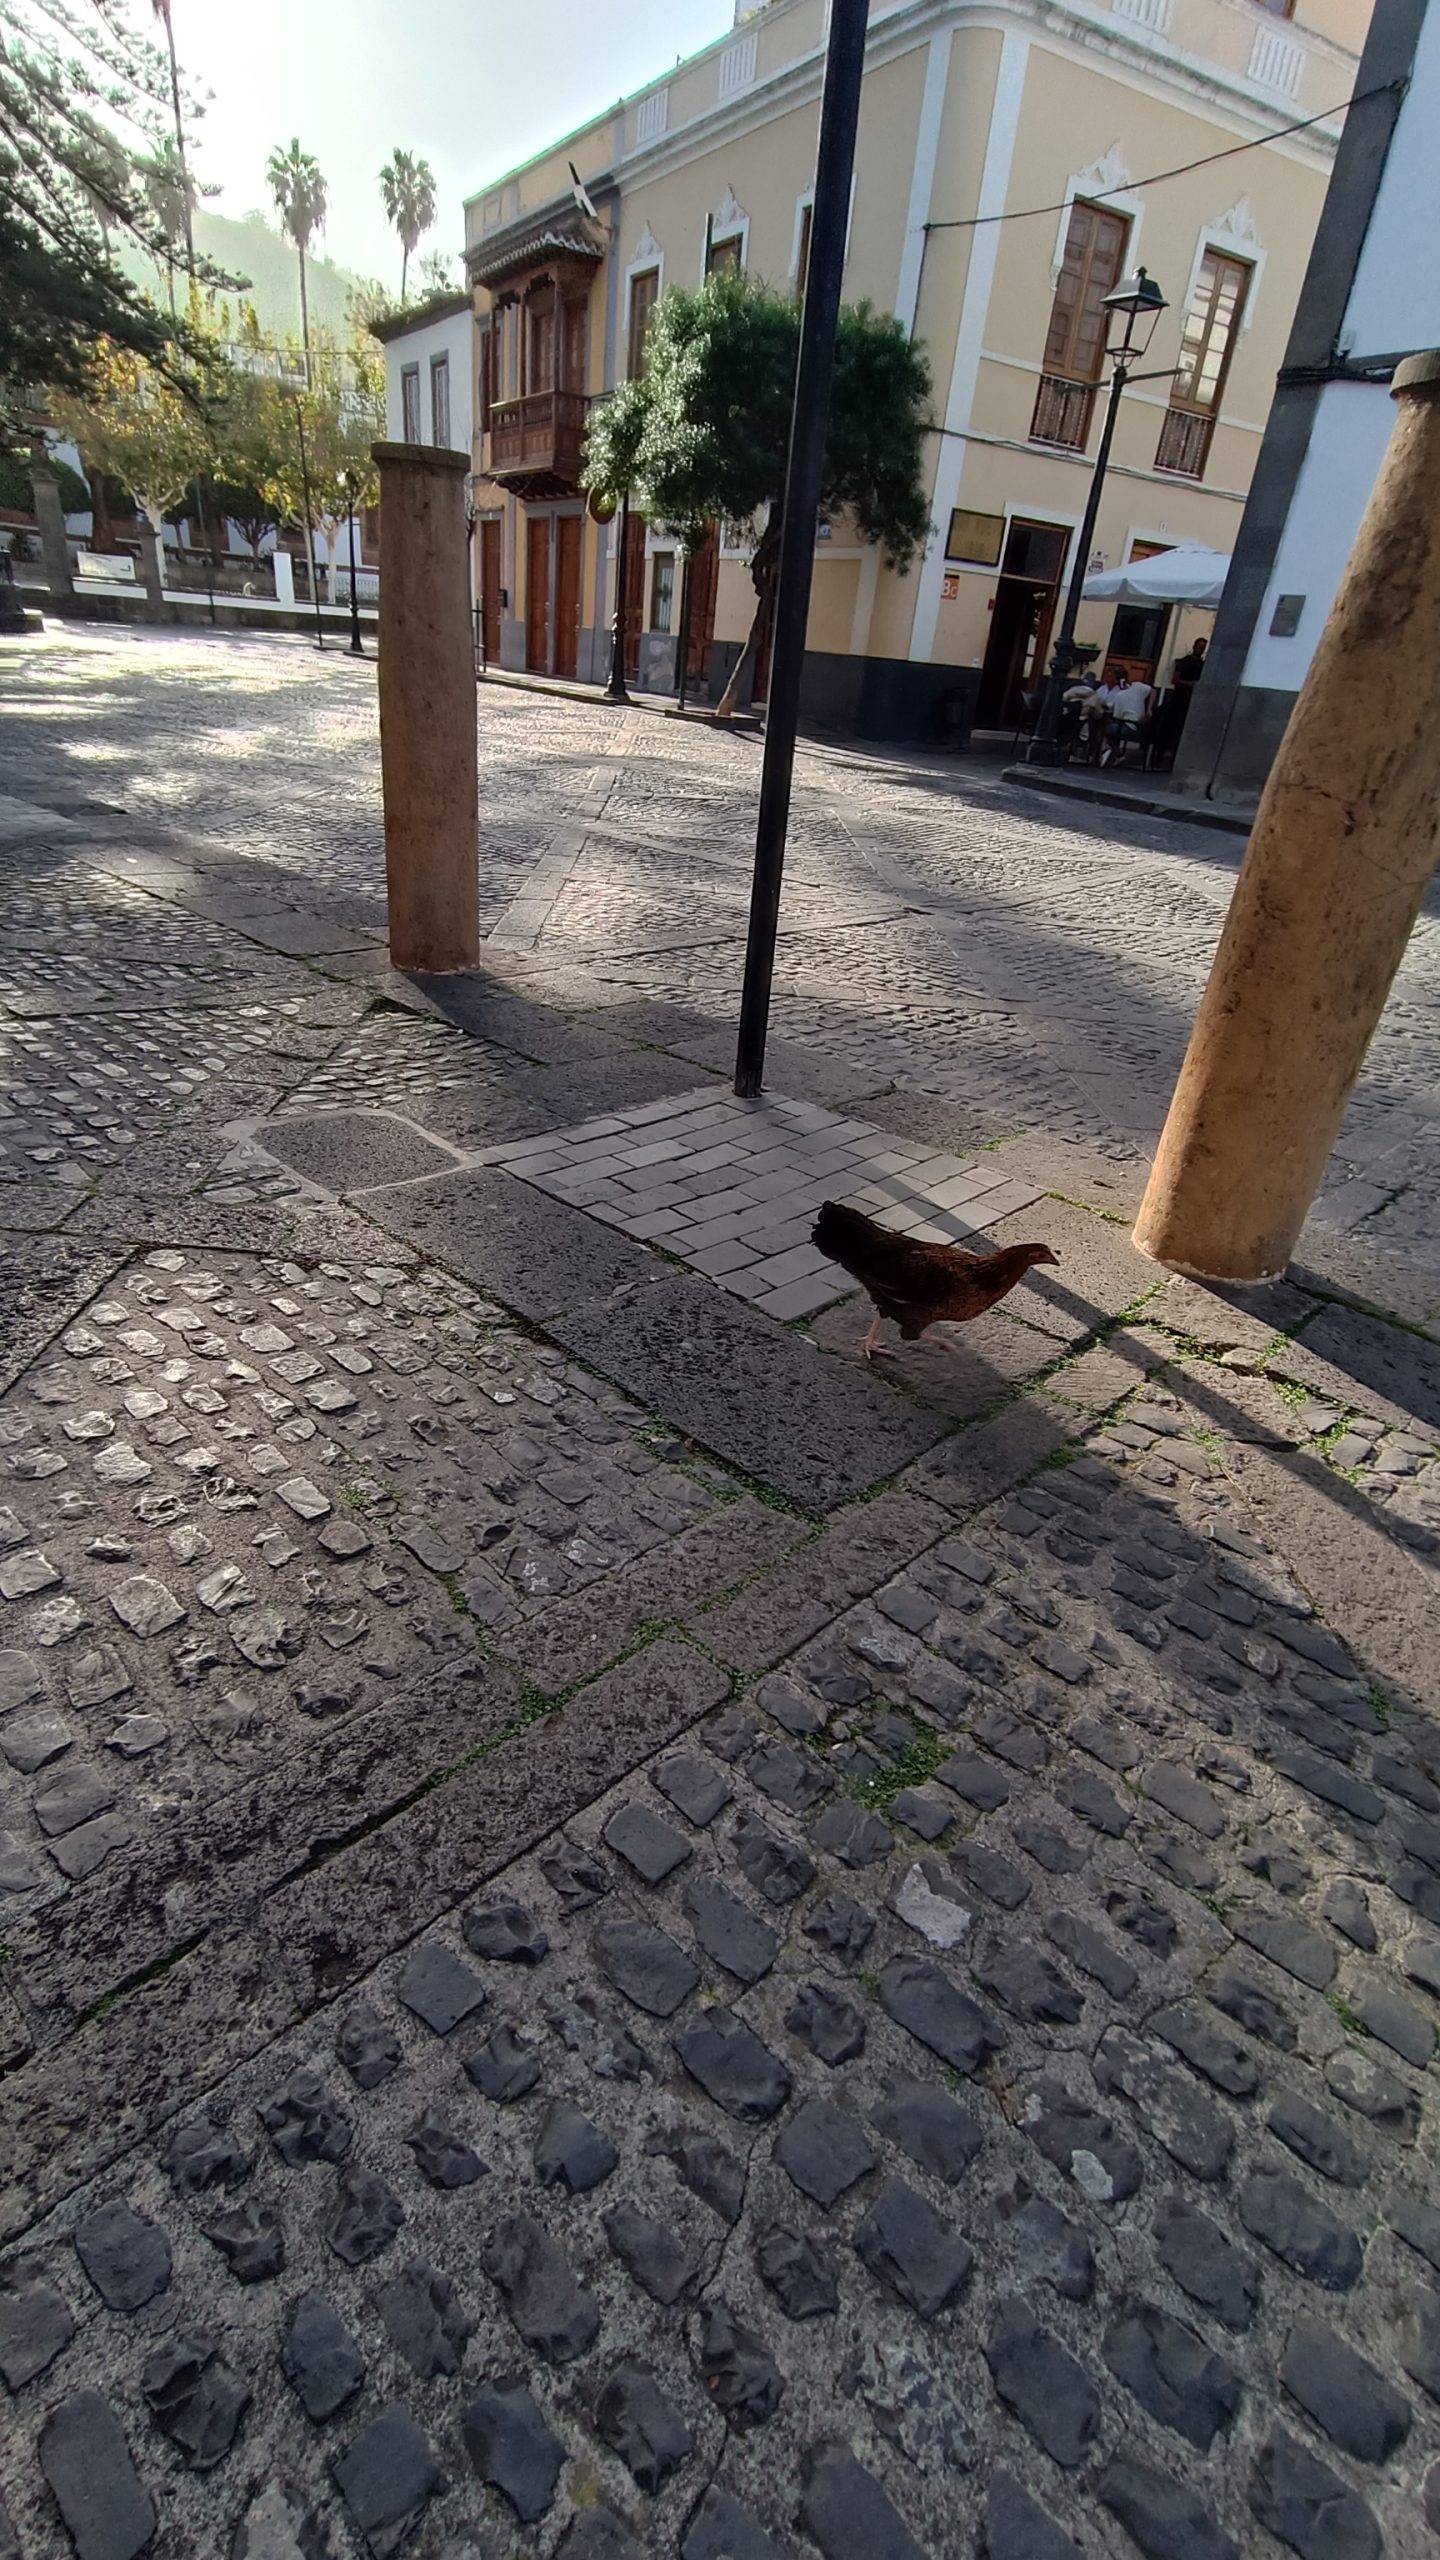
left=372, top=291, right=473, bottom=453
left=1178, top=0, right=1438, bottom=796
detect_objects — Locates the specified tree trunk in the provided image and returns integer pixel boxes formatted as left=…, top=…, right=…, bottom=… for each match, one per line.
left=714, top=519, right=779, bottom=720
left=86, top=467, right=115, bottom=552
left=299, top=248, right=311, bottom=385
left=401, top=244, right=409, bottom=303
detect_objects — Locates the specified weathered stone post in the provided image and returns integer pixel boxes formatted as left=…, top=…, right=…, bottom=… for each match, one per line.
left=372, top=441, right=479, bottom=973
left=29, top=467, right=74, bottom=603
left=136, top=523, right=166, bottom=617
left=1134, top=351, right=1440, bottom=1280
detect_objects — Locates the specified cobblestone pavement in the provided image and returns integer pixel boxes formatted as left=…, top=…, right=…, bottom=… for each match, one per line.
left=0, top=627, right=1438, bottom=2560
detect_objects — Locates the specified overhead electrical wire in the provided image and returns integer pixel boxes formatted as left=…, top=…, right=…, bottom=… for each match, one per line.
left=920, top=80, right=1404, bottom=234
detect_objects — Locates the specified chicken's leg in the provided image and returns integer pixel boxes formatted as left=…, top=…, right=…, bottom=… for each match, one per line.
left=861, top=1313, right=885, bottom=1363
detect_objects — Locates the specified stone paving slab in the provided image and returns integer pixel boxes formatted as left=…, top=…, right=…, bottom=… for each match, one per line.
left=1, top=635, right=1438, bottom=2560
left=255, top=1110, right=468, bottom=1193
left=361, top=1168, right=667, bottom=1323
left=551, top=1276, right=949, bottom=1513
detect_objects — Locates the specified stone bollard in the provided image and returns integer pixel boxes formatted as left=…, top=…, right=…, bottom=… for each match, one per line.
left=372, top=441, right=479, bottom=974
left=29, top=467, right=74, bottom=603
left=1134, top=351, right=1440, bottom=1281
left=136, top=523, right=166, bottom=618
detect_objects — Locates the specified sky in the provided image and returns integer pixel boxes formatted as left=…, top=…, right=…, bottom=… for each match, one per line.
left=172, top=0, right=736, bottom=283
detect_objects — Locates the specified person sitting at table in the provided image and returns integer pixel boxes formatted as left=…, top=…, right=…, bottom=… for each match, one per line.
left=1060, top=668, right=1105, bottom=759
left=1097, top=672, right=1155, bottom=764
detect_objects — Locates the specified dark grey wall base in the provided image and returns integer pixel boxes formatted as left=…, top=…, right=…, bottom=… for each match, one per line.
left=704, top=643, right=979, bottom=747
left=1176, top=682, right=1297, bottom=801
left=17, top=589, right=377, bottom=641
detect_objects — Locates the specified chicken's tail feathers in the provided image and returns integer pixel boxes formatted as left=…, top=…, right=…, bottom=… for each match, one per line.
left=812, top=1199, right=887, bottom=1260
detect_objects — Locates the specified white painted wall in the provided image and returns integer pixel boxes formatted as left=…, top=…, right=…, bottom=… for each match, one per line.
left=1241, top=2, right=1440, bottom=694
left=381, top=306, right=474, bottom=451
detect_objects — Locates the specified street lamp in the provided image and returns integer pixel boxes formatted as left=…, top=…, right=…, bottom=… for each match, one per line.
left=341, top=468, right=365, bottom=657
left=596, top=489, right=631, bottom=705
left=1025, top=266, right=1169, bottom=765
left=289, top=390, right=325, bottom=654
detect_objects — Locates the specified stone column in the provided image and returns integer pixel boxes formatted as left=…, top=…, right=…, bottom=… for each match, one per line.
left=29, top=467, right=74, bottom=602
left=372, top=440, right=479, bottom=973
left=136, top=523, right=166, bottom=617
left=1134, top=350, right=1440, bottom=1281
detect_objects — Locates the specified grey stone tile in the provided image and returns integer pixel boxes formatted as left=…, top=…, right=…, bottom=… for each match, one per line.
left=551, top=1275, right=946, bottom=1510
left=361, top=1167, right=662, bottom=1320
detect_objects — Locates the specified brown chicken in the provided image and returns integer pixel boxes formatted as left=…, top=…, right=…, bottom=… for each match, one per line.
left=813, top=1201, right=1058, bottom=1360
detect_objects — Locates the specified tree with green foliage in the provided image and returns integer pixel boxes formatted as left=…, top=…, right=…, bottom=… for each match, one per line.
left=265, top=137, right=327, bottom=382
left=256, top=324, right=384, bottom=577
left=49, top=321, right=214, bottom=562
left=378, top=148, right=437, bottom=304
left=585, top=271, right=932, bottom=717
left=0, top=0, right=235, bottom=445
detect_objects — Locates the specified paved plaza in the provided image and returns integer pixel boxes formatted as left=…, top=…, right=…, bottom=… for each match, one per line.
left=0, top=626, right=1438, bottom=2560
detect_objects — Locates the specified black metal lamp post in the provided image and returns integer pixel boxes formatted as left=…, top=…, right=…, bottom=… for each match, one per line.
left=733, top=0, right=868, bottom=1096
left=604, top=491, right=631, bottom=703
left=1024, top=267, right=1168, bottom=766
left=342, top=469, right=365, bottom=657
left=292, top=394, right=325, bottom=653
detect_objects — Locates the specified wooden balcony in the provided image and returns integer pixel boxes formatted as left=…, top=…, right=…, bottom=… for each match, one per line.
left=484, top=390, right=589, bottom=497
left=1029, top=372, right=1095, bottom=453
left=1155, top=407, right=1213, bottom=480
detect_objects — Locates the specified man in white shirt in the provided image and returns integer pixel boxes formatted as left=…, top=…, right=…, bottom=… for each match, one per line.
left=1097, top=674, right=1154, bottom=763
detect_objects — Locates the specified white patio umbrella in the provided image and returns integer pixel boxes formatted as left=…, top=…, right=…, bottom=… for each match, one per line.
left=1081, top=543, right=1231, bottom=608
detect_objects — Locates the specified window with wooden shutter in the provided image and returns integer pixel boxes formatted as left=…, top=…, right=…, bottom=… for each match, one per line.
left=794, top=201, right=813, bottom=298
left=1156, top=249, right=1251, bottom=477
left=1043, top=201, right=1130, bottom=383
left=1030, top=200, right=1129, bottom=450
left=627, top=269, right=658, bottom=377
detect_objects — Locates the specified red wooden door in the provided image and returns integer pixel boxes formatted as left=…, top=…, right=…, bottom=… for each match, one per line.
left=622, top=510, right=646, bottom=680
left=480, top=519, right=501, bottom=662
left=686, top=524, right=719, bottom=689
left=525, top=515, right=550, bottom=671
left=554, top=513, right=581, bottom=680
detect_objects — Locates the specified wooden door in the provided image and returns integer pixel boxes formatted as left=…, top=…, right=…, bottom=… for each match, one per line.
left=525, top=514, right=550, bottom=671
left=562, top=298, right=587, bottom=392
left=685, top=524, right=719, bottom=689
left=480, top=519, right=501, bottom=663
left=622, top=511, right=646, bottom=680
left=554, top=513, right=581, bottom=680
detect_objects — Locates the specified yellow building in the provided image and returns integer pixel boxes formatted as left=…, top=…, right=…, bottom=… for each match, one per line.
left=462, top=0, right=1369, bottom=741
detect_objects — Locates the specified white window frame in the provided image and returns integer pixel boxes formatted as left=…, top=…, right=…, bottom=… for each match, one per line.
left=703, top=187, right=750, bottom=282
left=1177, top=206, right=1265, bottom=342
left=789, top=176, right=856, bottom=285
left=400, top=363, right=421, bottom=441
left=1050, top=148, right=1145, bottom=284
left=430, top=352, right=451, bottom=448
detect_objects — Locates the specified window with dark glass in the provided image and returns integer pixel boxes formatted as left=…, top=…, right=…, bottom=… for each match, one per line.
left=795, top=201, right=813, bottom=297
left=1030, top=200, right=1129, bottom=451
left=1156, top=249, right=1250, bottom=478
left=430, top=353, right=450, bottom=447
left=628, top=268, right=659, bottom=376
left=479, top=325, right=494, bottom=430
left=401, top=364, right=421, bottom=441
left=707, top=230, right=742, bottom=277
left=650, top=551, right=675, bottom=632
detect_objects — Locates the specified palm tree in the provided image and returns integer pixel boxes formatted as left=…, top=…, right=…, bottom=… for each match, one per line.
left=379, top=149, right=437, bottom=304
left=266, top=138, right=328, bottom=383
left=139, top=136, right=194, bottom=316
